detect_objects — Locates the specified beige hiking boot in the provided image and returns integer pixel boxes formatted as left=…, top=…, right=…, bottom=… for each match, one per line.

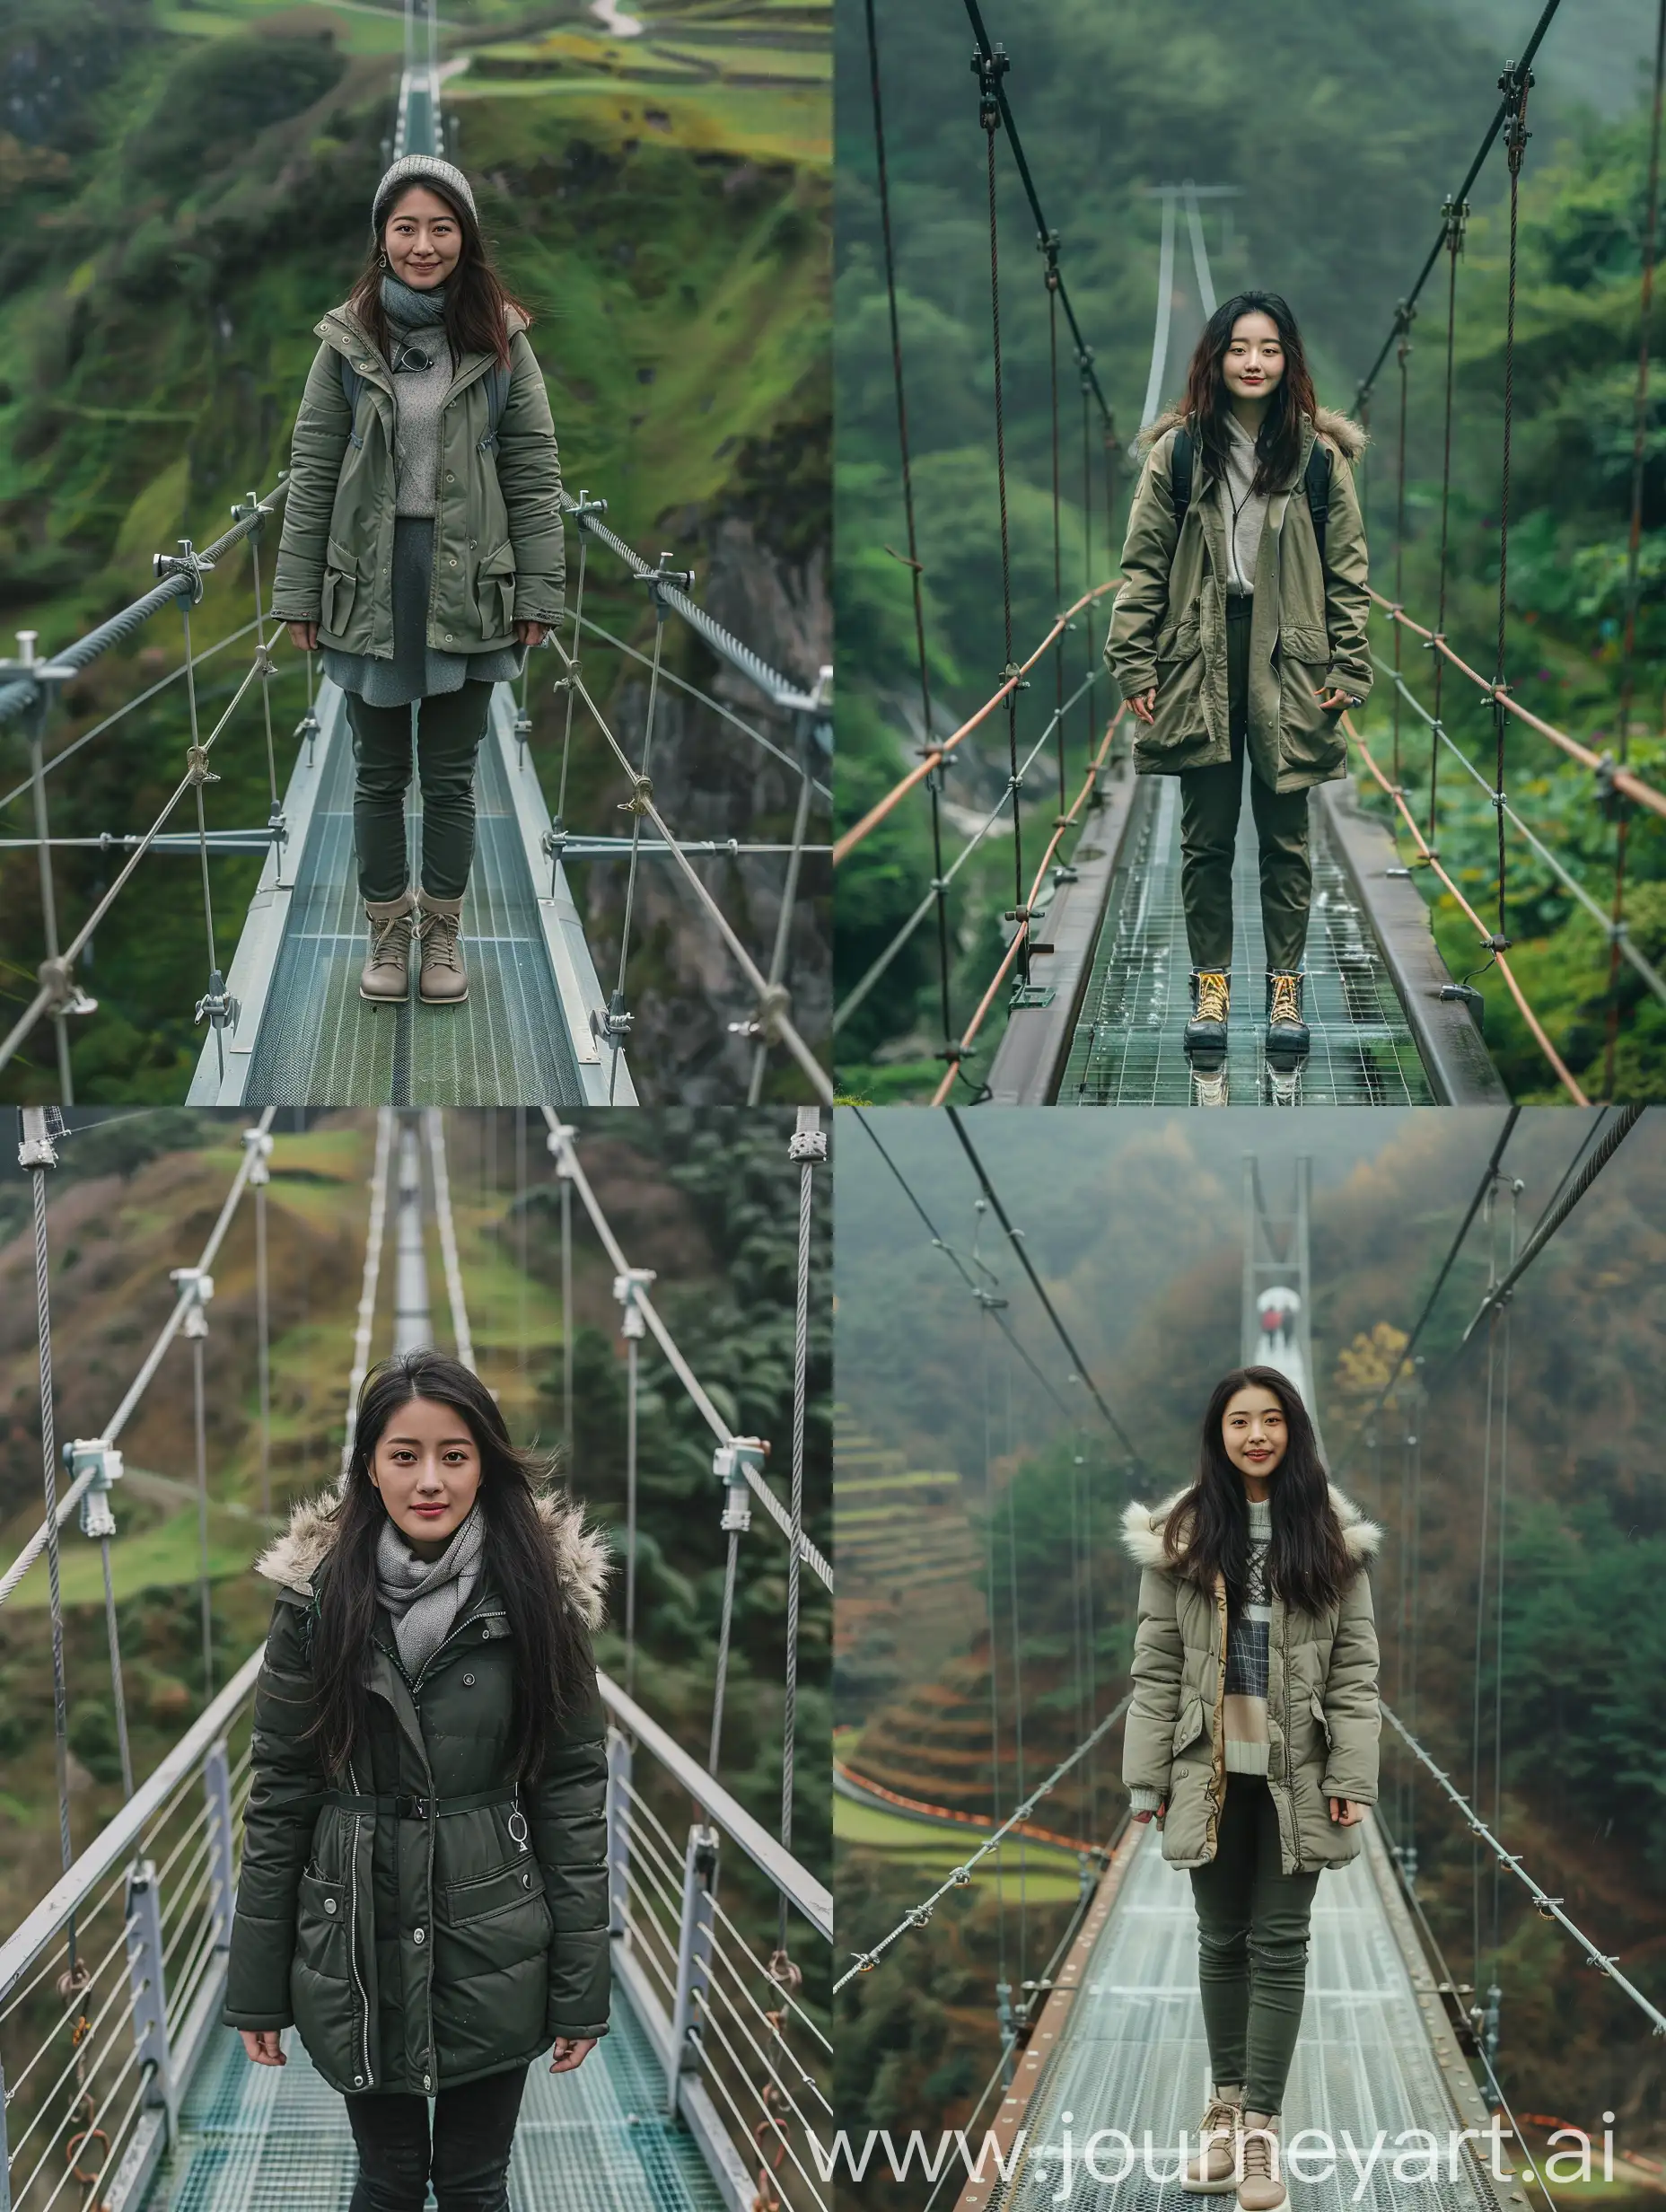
left=1182, top=2086, right=1243, bottom=2192
left=360, top=891, right=416, bottom=1003
left=1238, top=2113, right=1286, bottom=2212
left=416, top=891, right=469, bottom=1005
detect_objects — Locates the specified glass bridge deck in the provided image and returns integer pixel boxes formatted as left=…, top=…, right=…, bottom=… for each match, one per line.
left=146, top=2001, right=725, bottom=2212
left=986, top=1820, right=1504, bottom=2212
left=1057, top=777, right=1434, bottom=1107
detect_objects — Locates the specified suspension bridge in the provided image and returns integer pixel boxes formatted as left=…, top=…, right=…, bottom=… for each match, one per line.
left=0, top=1102, right=832, bottom=2212
left=837, top=0, right=1664, bottom=1107
left=837, top=1106, right=1662, bottom=2212
left=0, top=0, right=833, bottom=1113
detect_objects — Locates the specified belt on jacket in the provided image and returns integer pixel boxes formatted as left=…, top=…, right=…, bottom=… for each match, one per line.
left=322, top=1786, right=522, bottom=1821
left=1225, top=593, right=1254, bottom=622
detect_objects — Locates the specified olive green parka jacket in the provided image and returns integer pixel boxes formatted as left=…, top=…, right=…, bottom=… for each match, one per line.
left=1120, top=1481, right=1382, bottom=1874
left=1105, top=407, right=1372, bottom=795
left=269, top=302, right=566, bottom=660
left=223, top=1491, right=611, bottom=2095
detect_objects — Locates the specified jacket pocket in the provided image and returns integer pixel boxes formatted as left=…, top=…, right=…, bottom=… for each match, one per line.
left=320, top=536, right=359, bottom=639
left=1309, top=1692, right=1334, bottom=1751
left=1171, top=1693, right=1206, bottom=1760
left=439, top=1860, right=548, bottom=1927
left=293, top=1868, right=349, bottom=1977
left=473, top=542, right=516, bottom=637
left=1276, top=625, right=1344, bottom=777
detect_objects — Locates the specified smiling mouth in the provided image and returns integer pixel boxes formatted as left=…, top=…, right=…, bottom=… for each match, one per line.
left=412, top=1503, right=449, bottom=1516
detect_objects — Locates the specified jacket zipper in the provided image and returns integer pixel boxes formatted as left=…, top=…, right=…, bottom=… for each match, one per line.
left=346, top=1755, right=373, bottom=2086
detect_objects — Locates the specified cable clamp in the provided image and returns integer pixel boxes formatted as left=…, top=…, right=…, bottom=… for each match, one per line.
left=591, top=991, right=633, bottom=1050
left=714, top=1437, right=767, bottom=1533
left=1440, top=197, right=1470, bottom=254
left=788, top=1119, right=827, bottom=1163
left=153, top=538, right=211, bottom=605
left=618, top=775, right=653, bottom=818
left=251, top=645, right=277, bottom=681
left=66, top=1439, right=124, bottom=1541
left=186, top=745, right=217, bottom=786
left=1594, top=750, right=1634, bottom=823
left=1499, top=60, right=1535, bottom=174
left=641, top=551, right=696, bottom=615
left=542, top=824, right=570, bottom=867
left=230, top=490, right=269, bottom=534
left=193, top=969, right=239, bottom=1038
left=242, top=1127, right=274, bottom=1186
left=569, top=489, right=609, bottom=521
left=612, top=1265, right=656, bottom=1342
left=1037, top=226, right=1060, bottom=285
left=37, top=954, right=97, bottom=1023
left=970, top=40, right=1009, bottom=131
left=729, top=980, right=791, bottom=1047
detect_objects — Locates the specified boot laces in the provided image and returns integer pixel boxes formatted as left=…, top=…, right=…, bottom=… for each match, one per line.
left=423, top=909, right=462, bottom=972
left=1242, top=2125, right=1277, bottom=2182
left=1201, top=2097, right=1240, bottom=2140
left=369, top=913, right=409, bottom=970
left=1270, top=973, right=1302, bottom=1025
left=1196, top=971, right=1229, bottom=1023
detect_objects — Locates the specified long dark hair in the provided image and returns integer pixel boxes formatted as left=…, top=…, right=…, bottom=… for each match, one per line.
left=1159, top=1365, right=1356, bottom=1618
left=310, top=1350, right=592, bottom=1782
left=1179, top=291, right=1318, bottom=497
left=347, top=177, right=530, bottom=372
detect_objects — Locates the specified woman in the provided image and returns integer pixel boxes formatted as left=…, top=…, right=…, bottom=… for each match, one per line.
left=1106, top=294, right=1372, bottom=1066
left=271, top=154, right=565, bottom=1010
left=224, top=1350, right=609, bottom=2212
left=1121, top=1367, right=1381, bottom=2212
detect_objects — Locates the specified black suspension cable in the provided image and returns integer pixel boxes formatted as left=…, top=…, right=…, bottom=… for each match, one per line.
left=1047, top=237, right=1066, bottom=816
left=1493, top=60, right=1534, bottom=951
left=1604, top=0, right=1666, bottom=1098
left=1392, top=303, right=1416, bottom=792
left=1430, top=199, right=1466, bottom=847
left=1355, top=0, right=1566, bottom=401
left=1460, top=1102, right=1644, bottom=1341
left=1331, top=1108, right=1520, bottom=1478
left=1082, top=377, right=1095, bottom=765
left=864, top=0, right=955, bottom=1051
left=975, top=42, right=1028, bottom=979
left=945, top=1108, right=1144, bottom=1468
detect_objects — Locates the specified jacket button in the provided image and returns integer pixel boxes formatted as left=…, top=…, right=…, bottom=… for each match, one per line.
left=414, top=1927, right=425, bottom=1944
left=448, top=555, right=457, bottom=566
left=324, top=1897, right=338, bottom=1915
left=462, top=1672, right=475, bottom=1687
left=354, top=2076, right=364, bottom=2088
left=446, top=472, right=455, bottom=484
left=443, top=634, right=453, bottom=644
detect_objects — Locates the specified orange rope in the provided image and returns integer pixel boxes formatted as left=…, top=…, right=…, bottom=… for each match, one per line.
left=1369, top=588, right=1666, bottom=821
left=1345, top=713, right=1589, bottom=1103
left=833, top=578, right=1120, bottom=866
left=929, top=710, right=1124, bottom=1105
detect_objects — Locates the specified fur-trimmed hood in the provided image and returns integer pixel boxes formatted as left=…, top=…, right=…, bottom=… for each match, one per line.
left=1120, top=1480, right=1382, bottom=1569
left=256, top=1488, right=611, bottom=1632
left=1137, top=402, right=1369, bottom=464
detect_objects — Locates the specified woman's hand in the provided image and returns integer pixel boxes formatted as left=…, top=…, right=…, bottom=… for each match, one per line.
left=1314, top=685, right=1355, bottom=714
left=240, top=2029, right=286, bottom=2067
left=1328, top=1796, right=1364, bottom=1827
left=515, top=620, right=549, bottom=649
left=1131, top=1799, right=1166, bottom=1825
left=286, top=622, right=319, bottom=654
left=1129, top=687, right=1158, bottom=725
left=548, top=2036, right=597, bottom=2074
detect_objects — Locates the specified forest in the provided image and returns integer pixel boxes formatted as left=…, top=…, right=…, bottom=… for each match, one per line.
left=834, top=0, right=1666, bottom=1104
left=833, top=1108, right=1666, bottom=2208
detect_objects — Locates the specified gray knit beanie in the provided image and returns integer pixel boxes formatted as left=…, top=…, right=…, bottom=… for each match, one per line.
left=371, top=154, right=478, bottom=242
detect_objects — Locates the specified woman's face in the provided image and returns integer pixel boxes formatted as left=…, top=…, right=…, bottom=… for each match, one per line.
left=1221, top=311, right=1285, bottom=408
left=382, top=185, right=463, bottom=291
left=1222, top=1384, right=1288, bottom=1484
left=369, top=1395, right=482, bottom=1556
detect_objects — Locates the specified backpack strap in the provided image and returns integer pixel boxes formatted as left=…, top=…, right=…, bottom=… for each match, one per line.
left=1304, top=436, right=1333, bottom=566
left=1168, top=425, right=1193, bottom=540
left=338, top=353, right=364, bottom=449
left=478, top=361, right=512, bottom=455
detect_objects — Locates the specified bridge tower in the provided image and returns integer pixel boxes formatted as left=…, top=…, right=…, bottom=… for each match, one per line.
left=1240, top=1153, right=1325, bottom=1453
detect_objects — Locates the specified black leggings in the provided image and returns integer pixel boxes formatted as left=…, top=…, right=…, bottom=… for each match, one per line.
left=348, top=682, right=494, bottom=904
left=344, top=2062, right=527, bottom=2212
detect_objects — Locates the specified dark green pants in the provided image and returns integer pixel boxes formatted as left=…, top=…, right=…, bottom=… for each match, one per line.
left=347, top=683, right=494, bottom=904
left=1179, top=601, right=1311, bottom=974
left=1187, top=1775, right=1320, bottom=2113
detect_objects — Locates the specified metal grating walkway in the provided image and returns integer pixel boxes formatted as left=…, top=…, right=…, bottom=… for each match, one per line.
left=196, top=682, right=622, bottom=1106
left=1057, top=775, right=1434, bottom=1107
left=147, top=1997, right=726, bottom=2212
left=986, top=1819, right=1500, bottom=2212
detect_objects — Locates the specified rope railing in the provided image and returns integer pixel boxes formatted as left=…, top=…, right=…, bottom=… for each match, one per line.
left=1381, top=1704, right=1666, bottom=2037
left=835, top=1694, right=1130, bottom=1994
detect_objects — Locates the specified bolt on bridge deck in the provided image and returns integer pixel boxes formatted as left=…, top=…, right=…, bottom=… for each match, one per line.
left=1057, top=777, right=1436, bottom=1107
left=980, top=1816, right=1518, bottom=2212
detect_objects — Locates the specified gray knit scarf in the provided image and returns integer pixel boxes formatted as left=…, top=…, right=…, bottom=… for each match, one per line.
left=375, top=1502, right=486, bottom=1678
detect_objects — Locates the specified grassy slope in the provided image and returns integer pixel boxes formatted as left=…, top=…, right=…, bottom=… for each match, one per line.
left=0, top=0, right=828, bottom=1099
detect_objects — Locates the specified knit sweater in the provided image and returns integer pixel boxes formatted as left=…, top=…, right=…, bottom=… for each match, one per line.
left=1222, top=416, right=1271, bottom=595
left=1128, top=1497, right=1274, bottom=1815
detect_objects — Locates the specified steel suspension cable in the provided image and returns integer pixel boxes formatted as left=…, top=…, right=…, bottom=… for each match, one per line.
left=779, top=1109, right=822, bottom=1954
left=1605, top=0, right=1666, bottom=1099
left=1492, top=64, right=1534, bottom=951
left=1470, top=1184, right=1504, bottom=1991
left=979, top=1298, right=1007, bottom=2009
left=863, top=0, right=953, bottom=1051
left=1082, top=380, right=1095, bottom=765
left=1460, top=1102, right=1644, bottom=1342
left=1430, top=200, right=1466, bottom=847
left=1001, top=1330, right=1028, bottom=1994
left=1392, top=303, right=1416, bottom=792
left=977, top=43, right=1027, bottom=984
left=22, top=1112, right=76, bottom=1909
left=1491, top=1181, right=1519, bottom=1982
left=1047, top=245, right=1065, bottom=815
left=945, top=1109, right=1144, bottom=1467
